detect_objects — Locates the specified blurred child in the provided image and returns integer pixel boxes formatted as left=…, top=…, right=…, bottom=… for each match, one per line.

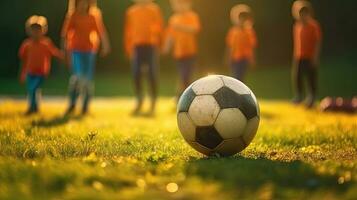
left=124, top=0, right=163, bottom=115
left=66, top=0, right=111, bottom=57
left=291, top=0, right=322, bottom=108
left=225, top=4, right=257, bottom=82
left=62, top=0, right=110, bottom=115
left=163, top=0, right=201, bottom=99
left=19, top=15, right=64, bottom=115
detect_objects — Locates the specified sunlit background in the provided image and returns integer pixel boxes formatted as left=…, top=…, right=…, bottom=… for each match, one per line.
left=0, top=0, right=356, bottom=98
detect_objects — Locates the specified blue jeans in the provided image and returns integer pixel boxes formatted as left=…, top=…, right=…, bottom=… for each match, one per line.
left=26, top=74, right=44, bottom=111
left=176, top=56, right=195, bottom=95
left=68, top=51, right=96, bottom=111
left=132, top=45, right=158, bottom=104
left=231, top=59, right=249, bottom=82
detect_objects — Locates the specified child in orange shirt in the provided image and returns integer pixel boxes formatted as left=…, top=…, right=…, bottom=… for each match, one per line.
left=291, top=1, right=322, bottom=108
left=66, top=0, right=111, bottom=57
left=19, top=15, right=64, bottom=115
left=163, top=0, right=201, bottom=99
left=62, top=0, right=110, bottom=115
left=225, top=4, right=257, bottom=82
left=124, top=0, right=163, bottom=115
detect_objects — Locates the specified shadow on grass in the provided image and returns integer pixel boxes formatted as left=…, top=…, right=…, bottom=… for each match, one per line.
left=186, top=157, right=352, bottom=197
left=0, top=112, right=24, bottom=119
left=260, top=111, right=276, bottom=120
left=32, top=115, right=84, bottom=127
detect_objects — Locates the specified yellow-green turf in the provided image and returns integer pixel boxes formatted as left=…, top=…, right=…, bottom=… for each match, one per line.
left=0, top=98, right=356, bottom=200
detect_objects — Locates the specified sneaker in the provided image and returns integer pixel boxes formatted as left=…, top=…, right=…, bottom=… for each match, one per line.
left=81, top=107, right=89, bottom=116
left=149, top=101, right=156, bottom=116
left=291, top=96, right=303, bottom=105
left=24, top=108, right=38, bottom=116
left=305, top=96, right=316, bottom=109
left=64, top=105, right=75, bottom=116
left=131, top=106, right=142, bottom=116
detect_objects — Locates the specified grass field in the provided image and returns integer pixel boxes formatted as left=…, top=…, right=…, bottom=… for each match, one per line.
left=1, top=61, right=356, bottom=99
left=0, top=97, right=356, bottom=200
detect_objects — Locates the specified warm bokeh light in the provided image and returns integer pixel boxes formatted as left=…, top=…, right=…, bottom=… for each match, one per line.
left=166, top=182, right=179, bottom=193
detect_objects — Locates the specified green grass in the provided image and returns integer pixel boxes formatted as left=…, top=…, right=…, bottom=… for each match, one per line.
left=1, top=62, right=356, bottom=99
left=0, top=98, right=356, bottom=200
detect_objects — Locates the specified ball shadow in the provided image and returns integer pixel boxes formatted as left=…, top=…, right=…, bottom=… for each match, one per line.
left=185, top=156, right=352, bottom=194
left=31, top=115, right=84, bottom=127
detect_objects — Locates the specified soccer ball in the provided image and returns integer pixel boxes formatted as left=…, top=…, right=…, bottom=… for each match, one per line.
left=177, top=75, right=260, bottom=156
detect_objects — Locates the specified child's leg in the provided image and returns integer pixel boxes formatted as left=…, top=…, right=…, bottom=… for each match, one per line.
left=132, top=46, right=145, bottom=112
left=67, top=52, right=83, bottom=111
left=231, top=59, right=248, bottom=82
left=81, top=52, right=96, bottom=114
left=292, top=59, right=305, bottom=103
left=306, top=60, right=318, bottom=107
left=26, top=75, right=44, bottom=113
left=147, top=46, right=159, bottom=112
left=176, top=57, right=194, bottom=97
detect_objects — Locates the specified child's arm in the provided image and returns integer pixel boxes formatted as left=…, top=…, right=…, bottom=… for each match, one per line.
left=248, top=28, right=257, bottom=67
left=249, top=50, right=256, bottom=68
left=18, top=41, right=28, bottom=83
left=224, top=28, right=233, bottom=67
left=94, top=10, right=111, bottom=57
left=124, top=11, right=132, bottom=59
left=172, top=15, right=200, bottom=34
left=173, top=24, right=198, bottom=33
left=292, top=23, right=298, bottom=67
left=162, top=32, right=173, bottom=55
left=99, top=30, right=111, bottom=57
left=154, top=7, right=164, bottom=49
left=162, top=17, right=174, bottom=55
left=313, top=23, right=322, bottom=67
left=223, top=47, right=232, bottom=68
left=47, top=39, right=65, bottom=61
left=61, top=13, right=73, bottom=67
left=313, top=41, right=321, bottom=67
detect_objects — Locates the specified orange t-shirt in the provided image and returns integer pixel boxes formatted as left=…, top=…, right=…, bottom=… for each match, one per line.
left=19, top=37, right=62, bottom=76
left=62, top=11, right=104, bottom=52
left=124, top=3, right=163, bottom=56
left=226, top=26, right=257, bottom=61
left=293, top=19, right=322, bottom=60
left=166, top=11, right=201, bottom=59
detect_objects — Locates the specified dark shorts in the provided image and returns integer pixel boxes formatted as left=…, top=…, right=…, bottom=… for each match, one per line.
left=132, top=45, right=158, bottom=81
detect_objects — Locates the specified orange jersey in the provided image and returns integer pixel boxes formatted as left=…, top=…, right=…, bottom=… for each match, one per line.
left=124, top=3, right=164, bottom=56
left=19, top=37, right=62, bottom=76
left=294, top=19, right=322, bottom=60
left=62, top=11, right=104, bottom=52
left=226, top=26, right=257, bottom=61
left=167, top=11, right=201, bottom=59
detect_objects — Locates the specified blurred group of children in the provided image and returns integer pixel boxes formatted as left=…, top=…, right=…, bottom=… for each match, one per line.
left=19, top=0, right=110, bottom=115
left=19, top=0, right=322, bottom=116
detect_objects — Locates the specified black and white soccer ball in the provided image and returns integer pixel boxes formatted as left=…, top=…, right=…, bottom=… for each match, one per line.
left=177, top=75, right=260, bottom=156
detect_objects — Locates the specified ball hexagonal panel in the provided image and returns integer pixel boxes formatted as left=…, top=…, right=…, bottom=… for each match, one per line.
left=196, top=126, right=223, bottom=149
left=214, top=87, right=258, bottom=120
left=188, top=95, right=220, bottom=126
left=192, top=75, right=224, bottom=95
left=214, top=137, right=247, bottom=156
left=242, top=116, right=260, bottom=145
left=222, top=76, right=251, bottom=95
left=177, top=112, right=196, bottom=142
left=214, top=108, right=247, bottom=139
left=178, top=87, right=196, bottom=113
left=188, top=142, right=212, bottom=156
